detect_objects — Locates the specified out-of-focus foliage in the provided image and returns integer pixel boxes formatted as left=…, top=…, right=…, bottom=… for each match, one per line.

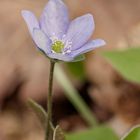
left=121, top=126, right=140, bottom=140
left=28, top=99, right=53, bottom=129
left=66, top=126, right=118, bottom=140
left=66, top=61, right=85, bottom=80
left=102, top=47, right=140, bottom=83
left=55, top=65, right=97, bottom=126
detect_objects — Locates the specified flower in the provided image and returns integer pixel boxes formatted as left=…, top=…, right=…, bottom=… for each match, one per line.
left=21, top=0, right=105, bottom=62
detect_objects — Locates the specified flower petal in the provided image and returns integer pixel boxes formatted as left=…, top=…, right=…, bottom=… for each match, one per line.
left=21, top=10, right=39, bottom=36
left=65, top=14, right=95, bottom=50
left=48, top=53, right=74, bottom=62
left=71, top=39, right=106, bottom=57
left=40, top=0, right=69, bottom=38
left=33, top=28, right=51, bottom=54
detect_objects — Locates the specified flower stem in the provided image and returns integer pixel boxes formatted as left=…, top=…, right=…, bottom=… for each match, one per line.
left=45, top=60, right=55, bottom=140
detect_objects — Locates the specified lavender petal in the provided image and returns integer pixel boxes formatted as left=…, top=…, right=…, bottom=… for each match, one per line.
left=21, top=10, right=39, bottom=37
left=40, top=0, right=69, bottom=39
left=48, top=53, right=74, bottom=62
left=71, top=39, right=106, bottom=57
left=33, top=28, right=51, bottom=54
left=65, top=14, right=95, bottom=50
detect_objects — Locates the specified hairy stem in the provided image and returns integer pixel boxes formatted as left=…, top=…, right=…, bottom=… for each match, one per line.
left=45, top=60, right=55, bottom=140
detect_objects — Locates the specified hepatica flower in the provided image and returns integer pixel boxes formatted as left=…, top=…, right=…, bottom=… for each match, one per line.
left=22, top=0, right=105, bottom=62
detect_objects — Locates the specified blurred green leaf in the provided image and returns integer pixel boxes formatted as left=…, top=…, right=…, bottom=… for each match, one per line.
left=102, top=47, right=140, bottom=83
left=53, top=126, right=66, bottom=140
left=55, top=65, right=98, bottom=126
left=66, top=126, right=118, bottom=140
left=66, top=61, right=85, bottom=80
left=122, top=126, right=140, bottom=140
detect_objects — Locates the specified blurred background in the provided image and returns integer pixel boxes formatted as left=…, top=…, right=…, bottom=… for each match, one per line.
left=0, top=0, right=140, bottom=140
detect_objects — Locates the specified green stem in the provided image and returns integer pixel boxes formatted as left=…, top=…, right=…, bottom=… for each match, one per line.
left=45, top=60, right=55, bottom=140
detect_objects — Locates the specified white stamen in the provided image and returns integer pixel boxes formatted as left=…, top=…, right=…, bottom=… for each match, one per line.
left=62, top=34, right=66, bottom=39
left=50, top=36, right=59, bottom=43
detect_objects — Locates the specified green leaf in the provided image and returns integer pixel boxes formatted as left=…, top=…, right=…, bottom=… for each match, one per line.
left=72, top=55, right=85, bottom=62
left=121, top=126, right=140, bottom=140
left=66, top=126, right=119, bottom=140
left=66, top=61, right=85, bottom=80
left=55, top=65, right=98, bottom=126
left=53, top=125, right=66, bottom=140
left=102, top=47, right=140, bottom=83
left=27, top=99, right=54, bottom=130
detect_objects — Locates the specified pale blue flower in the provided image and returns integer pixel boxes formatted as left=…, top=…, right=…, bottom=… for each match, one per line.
left=21, top=0, right=105, bottom=62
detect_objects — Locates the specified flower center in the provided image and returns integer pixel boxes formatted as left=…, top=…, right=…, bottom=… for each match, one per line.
left=51, top=41, right=65, bottom=53
left=50, top=34, right=72, bottom=54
